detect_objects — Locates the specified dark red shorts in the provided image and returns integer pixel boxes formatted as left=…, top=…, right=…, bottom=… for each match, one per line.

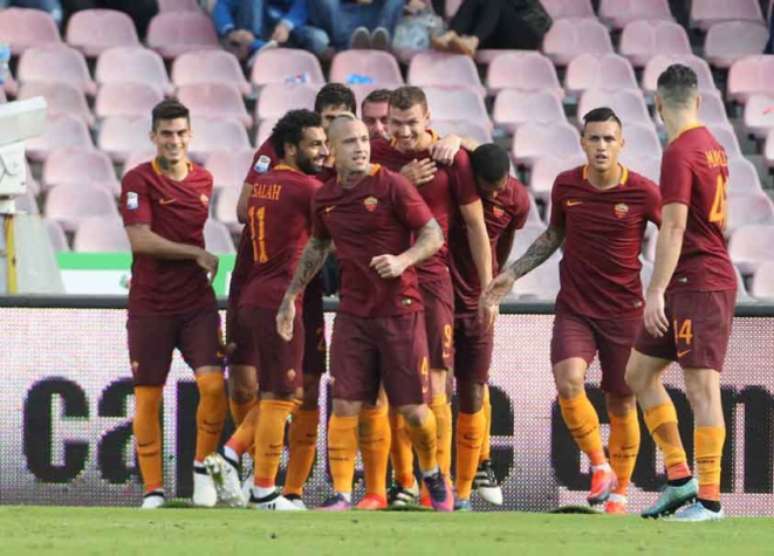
left=329, top=311, right=430, bottom=407
left=634, top=290, right=735, bottom=372
left=302, top=286, right=326, bottom=377
left=551, top=310, right=642, bottom=395
left=227, top=306, right=258, bottom=368
left=453, top=312, right=493, bottom=384
left=127, top=307, right=224, bottom=386
left=239, top=306, right=304, bottom=395
left=419, top=277, right=455, bottom=371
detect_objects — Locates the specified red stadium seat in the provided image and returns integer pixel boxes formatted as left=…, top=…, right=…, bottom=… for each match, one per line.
left=204, top=149, right=255, bottom=190
left=45, top=183, right=119, bottom=232
left=512, top=122, right=584, bottom=168
left=642, top=54, right=718, bottom=96
left=543, top=18, right=614, bottom=66
left=728, top=224, right=774, bottom=274
left=250, top=48, right=325, bottom=88
left=528, top=155, right=586, bottom=199
left=17, top=45, right=97, bottom=96
left=727, top=193, right=774, bottom=236
left=485, top=51, right=563, bottom=98
left=98, top=115, right=153, bottom=163
left=204, top=219, right=236, bottom=253
left=423, top=86, right=491, bottom=130
left=122, top=149, right=157, bottom=177
left=599, top=0, right=673, bottom=29
left=430, top=119, right=493, bottom=145
left=654, top=90, right=731, bottom=130
left=565, top=53, right=638, bottom=98
left=95, top=81, right=164, bottom=120
left=704, top=21, right=770, bottom=69
left=146, top=11, right=219, bottom=59
left=95, top=47, right=173, bottom=97
left=329, top=50, right=403, bottom=87
left=158, top=0, right=202, bottom=11
left=26, top=114, right=94, bottom=162
left=707, top=124, right=743, bottom=160
left=619, top=122, right=662, bottom=158
left=177, top=83, right=253, bottom=128
left=44, top=218, right=70, bottom=252
left=188, top=117, right=251, bottom=162
left=255, top=118, right=279, bottom=148
left=540, top=0, right=595, bottom=20
left=727, top=55, right=774, bottom=104
left=492, top=90, right=566, bottom=133
left=743, top=94, right=774, bottom=138
left=620, top=154, right=661, bottom=183
left=727, top=157, right=765, bottom=194
left=750, top=261, right=774, bottom=300
left=767, top=129, right=774, bottom=169
left=256, top=83, right=319, bottom=121
left=577, top=89, right=652, bottom=128
left=172, top=49, right=251, bottom=96
left=43, top=147, right=120, bottom=195
left=214, top=187, right=241, bottom=233
left=690, top=0, right=764, bottom=31
left=407, top=52, right=485, bottom=97
left=66, top=9, right=140, bottom=57
left=73, top=215, right=131, bottom=252
left=0, top=7, right=62, bottom=55
left=619, top=20, right=691, bottom=68
left=348, top=83, right=382, bottom=109
left=18, top=81, right=95, bottom=127
left=506, top=256, right=561, bottom=301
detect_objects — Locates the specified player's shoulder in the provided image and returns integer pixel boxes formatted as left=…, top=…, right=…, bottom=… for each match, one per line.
left=370, top=137, right=394, bottom=157
left=189, top=162, right=212, bottom=181
left=122, top=161, right=154, bottom=187
left=553, top=165, right=585, bottom=188
left=625, top=168, right=658, bottom=191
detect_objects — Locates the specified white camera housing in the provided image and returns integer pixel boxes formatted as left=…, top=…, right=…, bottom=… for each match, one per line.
left=0, top=97, right=47, bottom=207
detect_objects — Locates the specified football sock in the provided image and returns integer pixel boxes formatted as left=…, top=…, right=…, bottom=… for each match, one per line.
left=229, top=394, right=257, bottom=427
left=358, top=405, right=391, bottom=498
left=559, top=392, right=606, bottom=466
left=327, top=414, right=358, bottom=495
left=388, top=409, right=415, bottom=488
left=225, top=404, right=260, bottom=456
left=133, top=386, right=163, bottom=492
left=194, top=372, right=227, bottom=462
left=643, top=402, right=691, bottom=481
left=609, top=409, right=640, bottom=495
left=252, top=399, right=295, bottom=489
left=283, top=407, right=319, bottom=497
left=455, top=409, right=485, bottom=500
left=405, top=410, right=439, bottom=474
left=479, top=385, right=492, bottom=463
left=430, top=393, right=452, bottom=476
left=695, top=426, right=725, bottom=503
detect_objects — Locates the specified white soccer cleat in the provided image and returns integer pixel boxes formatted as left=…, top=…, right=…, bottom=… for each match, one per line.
left=192, top=464, right=218, bottom=507
left=204, top=453, right=246, bottom=508
left=141, top=490, right=165, bottom=509
left=283, top=494, right=307, bottom=509
left=241, top=471, right=254, bottom=503
left=250, top=489, right=306, bottom=511
left=474, top=460, right=503, bottom=506
left=667, top=501, right=725, bottom=522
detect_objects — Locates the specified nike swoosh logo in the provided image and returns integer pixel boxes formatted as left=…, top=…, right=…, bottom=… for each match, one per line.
left=677, top=349, right=691, bottom=358
left=566, top=200, right=583, bottom=207
left=159, top=198, right=176, bottom=205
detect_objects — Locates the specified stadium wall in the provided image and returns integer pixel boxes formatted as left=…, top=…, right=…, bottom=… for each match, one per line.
left=1, top=297, right=773, bottom=515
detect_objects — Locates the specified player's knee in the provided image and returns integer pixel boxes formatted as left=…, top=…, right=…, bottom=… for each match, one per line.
left=301, top=376, right=320, bottom=409
left=332, top=399, right=361, bottom=417
left=458, top=381, right=484, bottom=414
left=554, top=375, right=584, bottom=399
left=606, top=393, right=636, bottom=416
left=624, top=362, right=647, bottom=393
left=197, top=372, right=225, bottom=399
left=227, top=365, right=257, bottom=402
left=396, top=404, right=425, bottom=427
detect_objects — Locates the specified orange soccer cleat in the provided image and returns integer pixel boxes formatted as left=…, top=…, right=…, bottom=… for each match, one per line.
left=355, top=494, right=387, bottom=510
left=604, top=493, right=627, bottom=515
left=587, top=464, right=617, bottom=506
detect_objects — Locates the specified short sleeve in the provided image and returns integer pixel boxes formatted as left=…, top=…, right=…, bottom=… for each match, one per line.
left=244, top=140, right=280, bottom=184
left=449, top=149, right=480, bottom=207
left=391, top=172, right=433, bottom=230
left=645, top=181, right=663, bottom=227
left=549, top=178, right=565, bottom=229
left=511, top=179, right=531, bottom=231
left=120, top=170, right=152, bottom=226
left=311, top=193, right=332, bottom=240
left=659, top=147, right=693, bottom=206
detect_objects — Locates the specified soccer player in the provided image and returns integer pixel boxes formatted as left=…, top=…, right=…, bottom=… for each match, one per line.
left=370, top=86, right=494, bottom=507
left=361, top=88, right=391, bottom=140
left=449, top=144, right=531, bottom=510
left=120, top=100, right=227, bottom=509
left=625, top=64, right=736, bottom=521
left=482, top=107, right=661, bottom=514
left=276, top=114, right=454, bottom=511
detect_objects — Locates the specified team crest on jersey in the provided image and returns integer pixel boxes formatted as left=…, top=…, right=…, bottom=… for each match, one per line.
left=364, top=196, right=378, bottom=212
left=492, top=206, right=504, bottom=218
left=613, top=203, right=629, bottom=219
left=200, top=194, right=209, bottom=207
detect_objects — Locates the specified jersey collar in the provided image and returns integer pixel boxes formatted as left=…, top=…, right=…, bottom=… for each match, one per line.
left=582, top=163, right=629, bottom=187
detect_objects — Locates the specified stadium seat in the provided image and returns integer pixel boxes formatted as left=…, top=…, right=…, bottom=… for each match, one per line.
left=16, top=45, right=97, bottom=96
left=158, top=0, right=201, bottom=11
left=512, top=122, right=584, bottom=168
left=250, top=48, right=326, bottom=88
left=506, top=224, right=550, bottom=260
left=95, top=81, right=163, bottom=120
left=728, top=224, right=774, bottom=273
left=430, top=119, right=494, bottom=145
left=742, top=94, right=774, bottom=138
left=727, top=157, right=765, bottom=194
left=0, top=7, right=62, bottom=55
left=73, top=215, right=131, bottom=252
left=98, top=116, right=153, bottom=163
left=727, top=55, right=774, bottom=104
left=642, top=54, right=718, bottom=96
left=255, top=118, right=278, bottom=147
left=529, top=155, right=586, bottom=199
left=485, top=51, right=563, bottom=98
left=43, top=147, right=120, bottom=195
left=26, top=114, right=94, bottom=162
left=599, top=0, right=673, bottom=29
left=577, top=89, right=652, bottom=128
left=564, top=53, right=638, bottom=98
left=619, top=122, right=662, bottom=158
left=204, top=218, right=236, bottom=253
left=727, top=193, right=774, bottom=236
left=492, top=90, right=566, bottom=133
left=17, top=81, right=95, bottom=127
left=707, top=124, right=743, bottom=160
left=423, top=87, right=491, bottom=130
left=122, top=149, right=156, bottom=177
left=95, top=47, right=173, bottom=97
left=188, top=117, right=251, bottom=162
left=349, top=83, right=382, bottom=109
left=65, top=9, right=140, bottom=57
left=690, top=0, right=764, bottom=31
left=407, top=52, right=485, bottom=97
left=621, top=154, right=661, bottom=183
left=45, top=183, right=119, bottom=232
left=767, top=129, right=774, bottom=168
left=734, top=265, right=756, bottom=302
left=44, top=218, right=70, bottom=252
left=704, top=21, right=770, bottom=69
left=540, top=0, right=595, bottom=20
left=204, top=149, right=255, bottom=190
left=214, top=187, right=241, bottom=232
left=329, top=50, right=403, bottom=87
left=750, top=261, right=774, bottom=300
left=444, top=0, right=462, bottom=18
left=618, top=20, right=691, bottom=68
left=146, top=11, right=219, bottom=59
left=256, top=83, right=319, bottom=121
left=505, top=257, right=561, bottom=301
left=177, top=83, right=253, bottom=128
left=171, top=49, right=251, bottom=96
left=543, top=18, right=614, bottom=66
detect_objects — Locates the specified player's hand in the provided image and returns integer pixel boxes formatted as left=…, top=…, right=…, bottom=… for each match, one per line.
left=276, top=297, right=296, bottom=341
left=271, top=22, right=290, bottom=44
left=430, top=135, right=462, bottom=165
left=196, top=250, right=219, bottom=283
left=644, top=288, right=669, bottom=337
left=478, top=297, right=499, bottom=331
left=400, top=158, right=436, bottom=186
left=370, top=254, right=408, bottom=279
left=481, top=268, right=516, bottom=308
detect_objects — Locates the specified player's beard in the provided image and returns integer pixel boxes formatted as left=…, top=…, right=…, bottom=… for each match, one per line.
left=297, top=151, right=323, bottom=175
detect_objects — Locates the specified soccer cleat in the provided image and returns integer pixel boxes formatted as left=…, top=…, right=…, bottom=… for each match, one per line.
left=641, top=478, right=698, bottom=519
left=356, top=494, right=387, bottom=510
left=283, top=493, right=307, bottom=510
left=204, top=453, right=245, bottom=508
left=604, top=493, right=627, bottom=515
left=317, top=493, right=352, bottom=512
left=667, top=501, right=725, bottom=522
left=473, top=460, right=503, bottom=506
left=387, top=482, right=419, bottom=508
left=423, top=471, right=454, bottom=512
left=587, top=465, right=617, bottom=506
left=250, top=489, right=305, bottom=511
left=141, top=490, right=165, bottom=509
left=454, top=499, right=472, bottom=512
left=192, top=465, right=218, bottom=507
left=241, top=471, right=254, bottom=504
left=419, top=483, right=432, bottom=508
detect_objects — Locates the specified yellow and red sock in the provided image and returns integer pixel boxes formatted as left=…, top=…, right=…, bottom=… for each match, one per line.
left=455, top=409, right=485, bottom=500
left=643, top=402, right=690, bottom=480
left=327, top=414, right=358, bottom=495
left=358, top=405, right=391, bottom=498
left=225, top=404, right=259, bottom=456
left=283, top=407, right=319, bottom=496
left=229, top=394, right=257, bottom=427
left=608, top=409, right=640, bottom=495
left=695, top=426, right=725, bottom=501
left=479, top=386, right=492, bottom=463
left=559, top=392, right=606, bottom=466
left=252, top=399, right=295, bottom=488
left=389, top=409, right=415, bottom=488
left=405, top=410, right=438, bottom=474
left=134, top=386, right=164, bottom=492
left=430, top=393, right=452, bottom=476
left=194, top=372, right=227, bottom=462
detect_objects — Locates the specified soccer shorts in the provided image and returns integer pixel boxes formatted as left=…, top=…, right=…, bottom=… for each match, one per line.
left=634, top=290, right=735, bottom=372
left=419, top=276, right=455, bottom=371
left=302, top=278, right=327, bottom=377
left=226, top=305, right=258, bottom=368
left=127, top=307, right=224, bottom=386
left=453, top=312, right=493, bottom=385
left=551, top=310, right=643, bottom=396
left=329, top=311, right=430, bottom=407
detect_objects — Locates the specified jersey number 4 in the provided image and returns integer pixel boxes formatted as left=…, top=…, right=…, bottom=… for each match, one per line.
left=248, top=206, right=269, bottom=263
left=709, top=174, right=728, bottom=229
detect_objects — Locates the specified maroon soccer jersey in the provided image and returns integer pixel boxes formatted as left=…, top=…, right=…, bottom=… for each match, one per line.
left=120, top=160, right=216, bottom=316
left=549, top=165, right=662, bottom=319
left=370, top=136, right=480, bottom=283
left=239, top=164, right=322, bottom=310
left=450, top=176, right=531, bottom=313
left=659, top=125, right=736, bottom=292
left=313, top=164, right=433, bottom=317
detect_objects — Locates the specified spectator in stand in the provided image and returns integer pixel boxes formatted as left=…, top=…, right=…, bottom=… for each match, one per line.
left=3, top=0, right=63, bottom=24
left=309, top=0, right=405, bottom=51
left=431, top=0, right=551, bottom=57
left=61, top=1, right=158, bottom=39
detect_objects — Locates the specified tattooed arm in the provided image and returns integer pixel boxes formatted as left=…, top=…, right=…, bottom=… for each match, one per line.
left=370, top=218, right=443, bottom=279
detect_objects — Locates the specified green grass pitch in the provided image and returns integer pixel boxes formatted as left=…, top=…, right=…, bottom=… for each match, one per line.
left=3, top=506, right=774, bottom=555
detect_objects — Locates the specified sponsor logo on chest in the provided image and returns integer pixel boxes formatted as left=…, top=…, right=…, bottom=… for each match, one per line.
left=364, top=196, right=379, bottom=212
left=613, top=202, right=629, bottom=219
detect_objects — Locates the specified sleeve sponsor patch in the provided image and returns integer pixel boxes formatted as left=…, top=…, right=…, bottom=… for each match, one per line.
left=126, top=192, right=139, bottom=210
